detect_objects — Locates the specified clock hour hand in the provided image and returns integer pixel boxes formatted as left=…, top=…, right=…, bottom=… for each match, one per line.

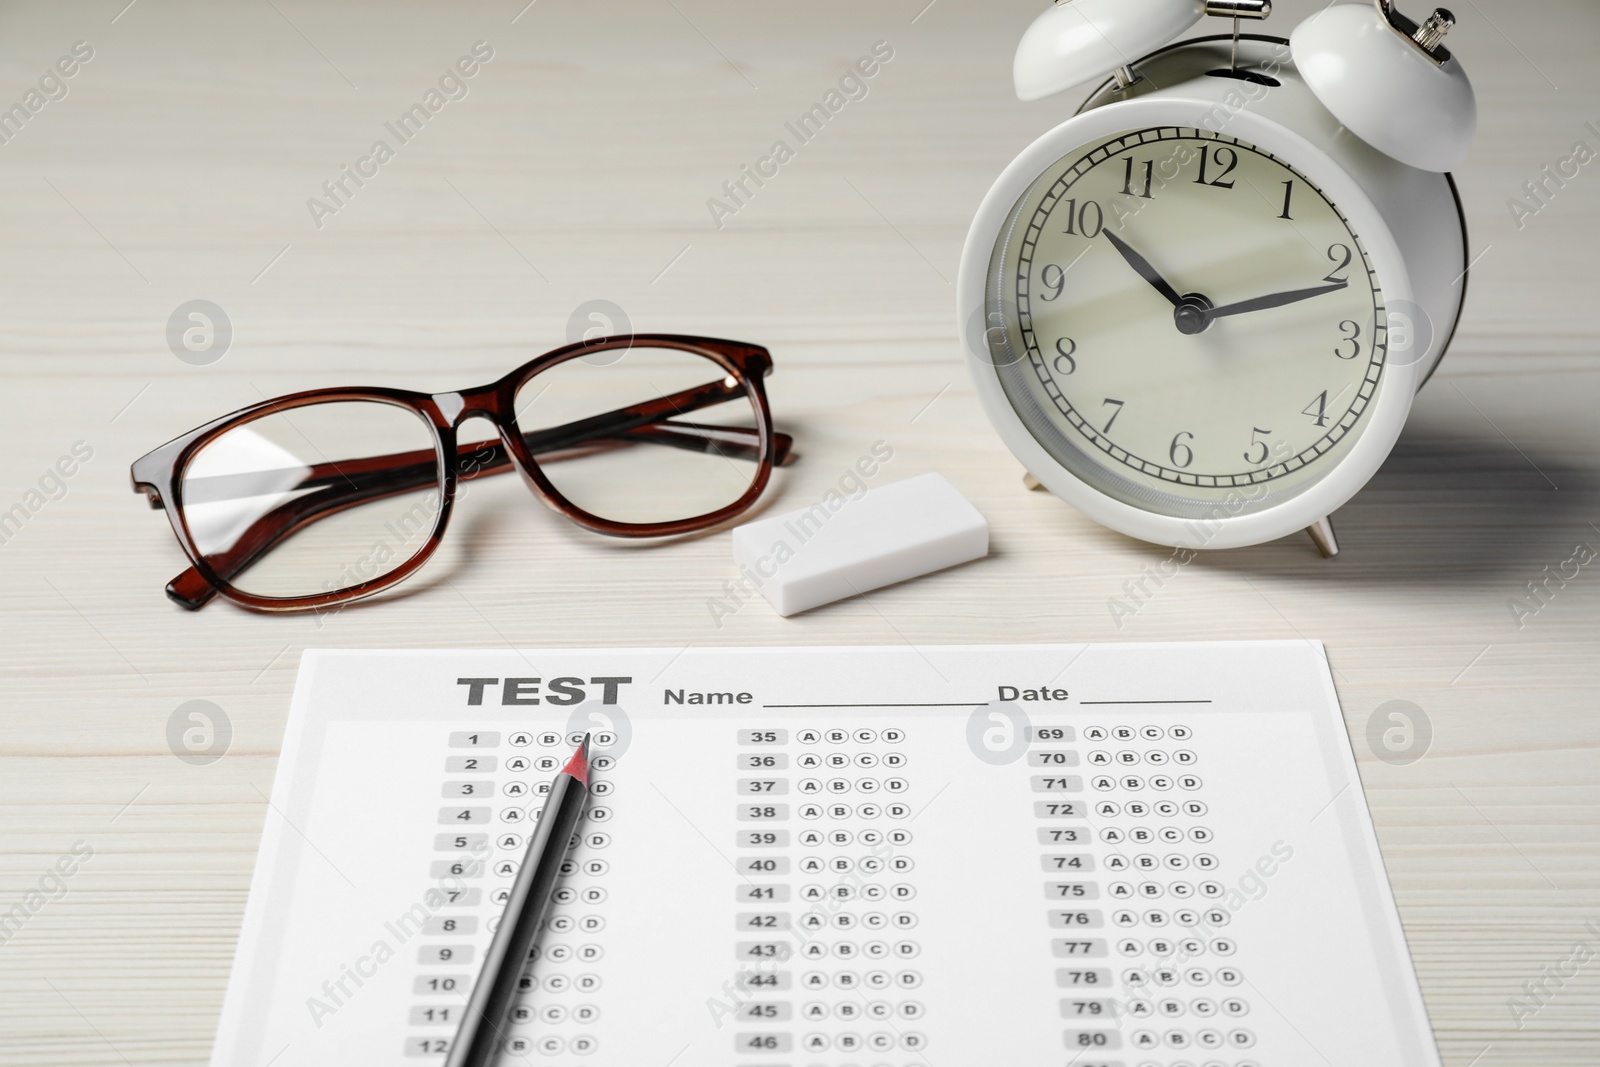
left=1205, top=280, right=1349, bottom=320
left=1102, top=229, right=1183, bottom=308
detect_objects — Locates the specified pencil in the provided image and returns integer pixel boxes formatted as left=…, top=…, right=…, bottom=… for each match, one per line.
left=444, top=734, right=593, bottom=1067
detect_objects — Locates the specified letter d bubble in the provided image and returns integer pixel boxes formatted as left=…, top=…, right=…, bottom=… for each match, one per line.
left=564, top=701, right=633, bottom=762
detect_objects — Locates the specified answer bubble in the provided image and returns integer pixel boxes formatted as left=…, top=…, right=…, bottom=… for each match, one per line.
left=1365, top=699, right=1431, bottom=766
left=167, top=699, right=232, bottom=765
left=167, top=299, right=232, bottom=366
left=966, top=700, right=1031, bottom=765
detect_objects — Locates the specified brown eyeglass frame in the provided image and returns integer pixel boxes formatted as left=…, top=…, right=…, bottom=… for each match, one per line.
left=130, top=333, right=796, bottom=613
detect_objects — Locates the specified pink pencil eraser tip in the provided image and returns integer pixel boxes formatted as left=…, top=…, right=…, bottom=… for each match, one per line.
left=729, top=472, right=989, bottom=617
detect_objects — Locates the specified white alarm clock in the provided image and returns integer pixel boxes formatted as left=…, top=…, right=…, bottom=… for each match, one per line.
left=958, top=0, right=1476, bottom=556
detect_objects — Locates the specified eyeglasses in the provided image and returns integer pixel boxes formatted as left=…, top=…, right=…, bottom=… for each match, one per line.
left=130, top=334, right=796, bottom=612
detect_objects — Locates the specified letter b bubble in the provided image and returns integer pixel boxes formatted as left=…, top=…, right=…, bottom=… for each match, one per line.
left=966, top=701, right=1031, bottom=765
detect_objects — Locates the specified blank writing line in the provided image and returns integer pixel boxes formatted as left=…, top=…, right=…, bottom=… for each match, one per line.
left=764, top=702, right=987, bottom=709
left=1079, top=699, right=1212, bottom=705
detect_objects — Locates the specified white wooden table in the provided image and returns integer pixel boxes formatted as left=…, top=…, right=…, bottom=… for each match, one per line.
left=1, top=1, right=1597, bottom=1063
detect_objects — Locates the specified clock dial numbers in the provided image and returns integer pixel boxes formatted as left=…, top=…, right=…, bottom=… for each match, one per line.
left=1053, top=338, right=1078, bottom=376
left=1244, top=428, right=1273, bottom=466
left=1040, top=263, right=1067, bottom=301
left=1168, top=432, right=1195, bottom=469
left=1323, top=243, right=1353, bottom=284
left=1100, top=399, right=1124, bottom=434
left=1302, top=391, right=1331, bottom=428
left=1193, top=145, right=1238, bottom=189
left=1335, top=320, right=1362, bottom=360
left=1060, top=199, right=1105, bottom=238
left=1122, top=157, right=1156, bottom=200
left=986, top=126, right=1386, bottom=515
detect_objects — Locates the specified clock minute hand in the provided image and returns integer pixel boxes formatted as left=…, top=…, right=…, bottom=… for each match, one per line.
left=1205, top=280, right=1349, bottom=320
left=1102, top=229, right=1182, bottom=308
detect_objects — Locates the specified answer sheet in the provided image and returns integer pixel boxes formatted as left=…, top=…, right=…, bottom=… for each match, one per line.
left=210, top=642, right=1439, bottom=1067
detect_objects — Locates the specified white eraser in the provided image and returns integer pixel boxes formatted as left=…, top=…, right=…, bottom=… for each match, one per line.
left=730, top=472, right=989, bottom=617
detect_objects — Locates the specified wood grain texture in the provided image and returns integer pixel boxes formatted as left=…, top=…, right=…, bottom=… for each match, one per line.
left=1, top=0, right=1598, bottom=1064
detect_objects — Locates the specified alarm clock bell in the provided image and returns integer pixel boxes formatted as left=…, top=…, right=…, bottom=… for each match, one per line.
left=1013, top=0, right=1208, bottom=102
left=1015, top=0, right=1475, bottom=172
left=1292, top=2, right=1475, bottom=172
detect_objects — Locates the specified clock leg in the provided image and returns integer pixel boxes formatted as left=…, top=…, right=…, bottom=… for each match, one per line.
left=1022, top=472, right=1047, bottom=492
left=1306, top=516, right=1340, bottom=559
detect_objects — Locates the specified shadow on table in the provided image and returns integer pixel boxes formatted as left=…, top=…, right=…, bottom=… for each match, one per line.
left=1190, top=426, right=1598, bottom=588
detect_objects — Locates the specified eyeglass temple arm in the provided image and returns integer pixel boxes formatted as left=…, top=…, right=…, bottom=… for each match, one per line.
left=164, top=385, right=797, bottom=609
left=165, top=464, right=421, bottom=609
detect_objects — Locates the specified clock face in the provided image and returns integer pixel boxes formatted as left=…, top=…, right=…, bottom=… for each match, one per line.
left=984, top=126, right=1387, bottom=519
